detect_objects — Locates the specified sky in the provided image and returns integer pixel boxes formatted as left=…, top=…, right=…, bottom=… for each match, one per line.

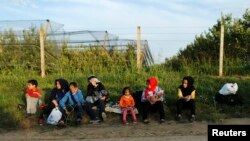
left=0, top=0, right=249, bottom=63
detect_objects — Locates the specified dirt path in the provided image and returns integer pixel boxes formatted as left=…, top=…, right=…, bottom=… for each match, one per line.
left=0, top=118, right=249, bottom=141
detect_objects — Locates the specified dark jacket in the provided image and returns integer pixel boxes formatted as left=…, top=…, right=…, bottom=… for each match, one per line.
left=49, top=79, right=69, bottom=107
left=87, top=82, right=107, bottom=96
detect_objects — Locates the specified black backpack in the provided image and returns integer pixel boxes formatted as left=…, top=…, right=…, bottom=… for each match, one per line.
left=215, top=92, right=243, bottom=105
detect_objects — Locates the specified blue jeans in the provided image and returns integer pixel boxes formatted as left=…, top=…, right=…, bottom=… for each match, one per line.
left=86, top=100, right=105, bottom=120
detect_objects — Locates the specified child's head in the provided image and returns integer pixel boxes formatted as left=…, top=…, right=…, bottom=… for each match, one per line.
left=182, top=76, right=194, bottom=88
left=122, top=87, right=132, bottom=96
left=69, top=82, right=78, bottom=93
left=27, top=79, right=38, bottom=89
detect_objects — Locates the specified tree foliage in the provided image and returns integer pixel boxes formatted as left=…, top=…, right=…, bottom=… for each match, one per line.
left=165, top=9, right=250, bottom=75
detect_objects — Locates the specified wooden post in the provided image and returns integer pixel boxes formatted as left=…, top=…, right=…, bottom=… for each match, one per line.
left=103, top=31, right=107, bottom=49
left=40, top=27, right=45, bottom=78
left=137, top=26, right=141, bottom=69
left=0, top=39, right=2, bottom=53
left=219, top=14, right=224, bottom=77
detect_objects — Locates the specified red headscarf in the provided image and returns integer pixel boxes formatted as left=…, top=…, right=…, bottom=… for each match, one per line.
left=144, top=77, right=158, bottom=99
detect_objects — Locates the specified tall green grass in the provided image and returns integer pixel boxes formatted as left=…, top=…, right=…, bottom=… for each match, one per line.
left=1, top=66, right=250, bottom=129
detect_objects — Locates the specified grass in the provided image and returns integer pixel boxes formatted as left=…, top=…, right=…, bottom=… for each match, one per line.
left=0, top=67, right=250, bottom=130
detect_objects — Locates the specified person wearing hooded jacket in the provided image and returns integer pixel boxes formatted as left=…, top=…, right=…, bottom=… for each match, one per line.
left=38, top=78, right=69, bottom=125
left=141, top=77, right=165, bottom=124
left=85, top=76, right=108, bottom=123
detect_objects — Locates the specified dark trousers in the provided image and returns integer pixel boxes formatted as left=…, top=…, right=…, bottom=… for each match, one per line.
left=39, top=104, right=53, bottom=119
left=177, top=99, right=196, bottom=115
left=60, top=104, right=83, bottom=120
left=142, top=101, right=165, bottom=120
left=86, top=100, right=105, bottom=120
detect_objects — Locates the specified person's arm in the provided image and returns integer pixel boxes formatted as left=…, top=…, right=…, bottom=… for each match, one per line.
left=50, top=89, right=59, bottom=107
left=34, top=88, right=42, bottom=98
left=87, top=84, right=94, bottom=96
left=78, top=90, right=84, bottom=105
left=25, top=88, right=29, bottom=97
left=131, top=97, right=135, bottom=107
left=119, top=97, right=126, bottom=108
left=178, top=88, right=183, bottom=99
left=141, top=90, right=147, bottom=102
left=59, top=92, right=69, bottom=110
left=190, top=90, right=196, bottom=100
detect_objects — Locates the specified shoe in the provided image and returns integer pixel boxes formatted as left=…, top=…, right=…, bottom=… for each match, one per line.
left=77, top=118, right=82, bottom=124
left=176, top=114, right=182, bottom=121
left=101, top=112, right=107, bottom=121
left=133, top=121, right=137, bottom=124
left=190, top=115, right=196, bottom=122
left=38, top=118, right=44, bottom=126
left=143, top=119, right=149, bottom=124
left=123, top=121, right=129, bottom=125
left=90, top=119, right=100, bottom=124
left=160, top=119, right=165, bottom=123
left=58, top=120, right=65, bottom=126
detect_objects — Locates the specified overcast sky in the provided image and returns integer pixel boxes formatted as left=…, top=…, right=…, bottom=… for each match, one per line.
left=1, top=0, right=249, bottom=63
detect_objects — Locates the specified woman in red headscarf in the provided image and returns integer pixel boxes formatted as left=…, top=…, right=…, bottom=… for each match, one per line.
left=141, top=77, right=165, bottom=124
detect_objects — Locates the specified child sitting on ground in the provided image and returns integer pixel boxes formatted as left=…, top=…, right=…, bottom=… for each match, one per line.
left=25, top=79, right=42, bottom=116
left=119, top=87, right=137, bottom=125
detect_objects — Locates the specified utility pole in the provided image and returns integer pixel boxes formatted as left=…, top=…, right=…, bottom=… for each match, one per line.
left=219, top=13, right=224, bottom=77
left=40, top=27, right=45, bottom=78
left=137, top=26, right=141, bottom=69
left=103, top=31, right=107, bottom=49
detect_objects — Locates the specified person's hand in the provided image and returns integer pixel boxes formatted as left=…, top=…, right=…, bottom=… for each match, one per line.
left=65, top=109, right=70, bottom=115
left=185, top=95, right=191, bottom=102
left=100, top=96, right=106, bottom=100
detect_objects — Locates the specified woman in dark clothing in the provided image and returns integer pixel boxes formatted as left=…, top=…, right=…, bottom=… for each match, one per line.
left=38, top=79, right=69, bottom=125
left=85, top=76, right=108, bottom=123
left=176, top=76, right=196, bottom=121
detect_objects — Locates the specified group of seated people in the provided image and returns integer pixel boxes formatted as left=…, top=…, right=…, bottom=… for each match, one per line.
left=24, top=75, right=196, bottom=126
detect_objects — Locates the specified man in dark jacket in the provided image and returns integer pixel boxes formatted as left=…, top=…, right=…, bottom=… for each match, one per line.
left=85, top=76, right=109, bottom=123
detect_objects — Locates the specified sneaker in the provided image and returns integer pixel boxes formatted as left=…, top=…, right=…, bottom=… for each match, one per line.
left=160, top=119, right=165, bottom=123
left=101, top=112, right=107, bottom=121
left=90, top=119, right=100, bottom=124
left=190, top=115, right=196, bottom=122
left=38, top=118, right=44, bottom=126
left=143, top=119, right=149, bottom=124
left=77, top=118, right=82, bottom=124
left=123, top=121, right=129, bottom=125
left=176, top=114, right=182, bottom=121
left=58, top=120, right=65, bottom=126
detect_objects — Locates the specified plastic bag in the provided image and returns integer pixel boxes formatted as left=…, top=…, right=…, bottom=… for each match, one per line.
left=219, top=83, right=238, bottom=95
left=47, top=107, right=62, bottom=125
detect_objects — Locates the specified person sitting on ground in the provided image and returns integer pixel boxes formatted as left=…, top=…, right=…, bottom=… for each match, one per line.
left=25, top=79, right=42, bottom=116
left=59, top=82, right=84, bottom=125
left=141, top=77, right=165, bottom=124
left=119, top=87, right=137, bottom=125
left=85, top=76, right=108, bottom=123
left=176, top=76, right=196, bottom=121
left=38, top=78, right=69, bottom=125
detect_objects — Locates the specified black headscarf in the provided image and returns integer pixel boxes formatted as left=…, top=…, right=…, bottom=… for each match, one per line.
left=179, top=76, right=195, bottom=97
